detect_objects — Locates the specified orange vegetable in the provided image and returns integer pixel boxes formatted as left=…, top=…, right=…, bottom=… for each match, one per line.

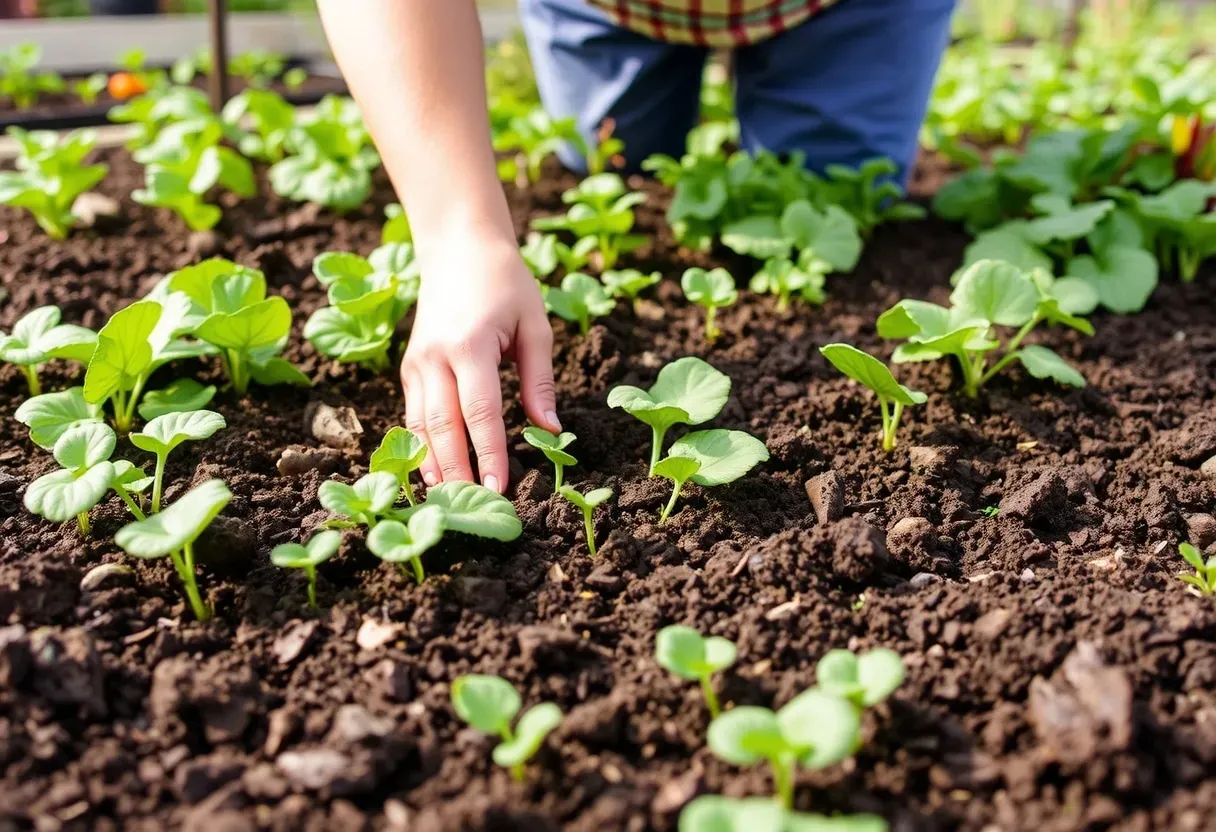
left=107, top=72, right=147, bottom=101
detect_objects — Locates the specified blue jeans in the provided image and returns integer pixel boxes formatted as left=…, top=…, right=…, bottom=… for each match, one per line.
left=518, top=0, right=955, bottom=182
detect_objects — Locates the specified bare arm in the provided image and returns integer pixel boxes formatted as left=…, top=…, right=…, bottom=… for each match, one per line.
left=316, top=0, right=559, bottom=493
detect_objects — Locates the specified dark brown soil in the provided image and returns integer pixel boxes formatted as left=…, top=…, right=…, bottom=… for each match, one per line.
left=1, top=147, right=1214, bottom=832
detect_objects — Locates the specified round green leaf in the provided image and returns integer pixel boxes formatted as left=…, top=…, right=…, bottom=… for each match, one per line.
left=656, top=625, right=710, bottom=680
left=53, top=422, right=116, bottom=471
left=856, top=648, right=906, bottom=707
left=607, top=356, right=731, bottom=431
left=1015, top=345, right=1086, bottom=388
left=15, top=387, right=104, bottom=450
left=668, top=430, right=769, bottom=487
left=819, top=344, right=926, bottom=407
left=130, top=409, right=226, bottom=456
left=523, top=426, right=578, bottom=467
left=369, top=427, right=429, bottom=481
left=418, top=481, right=521, bottom=541
left=492, top=702, right=562, bottom=769
left=707, top=706, right=787, bottom=766
left=24, top=462, right=116, bottom=522
left=115, top=479, right=232, bottom=558
left=319, top=471, right=400, bottom=521
left=84, top=300, right=162, bottom=405
left=678, top=796, right=786, bottom=832
left=950, top=260, right=1039, bottom=327
left=681, top=267, right=738, bottom=307
left=138, top=379, right=217, bottom=421
left=777, top=689, right=862, bottom=769
left=366, top=505, right=446, bottom=563
left=451, top=674, right=521, bottom=734
left=271, top=529, right=342, bottom=568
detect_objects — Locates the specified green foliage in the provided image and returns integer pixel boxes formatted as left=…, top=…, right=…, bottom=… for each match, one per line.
left=655, top=625, right=736, bottom=717
left=270, top=529, right=341, bottom=608
left=819, top=159, right=927, bottom=234
left=653, top=430, right=769, bottom=524
left=369, top=427, right=429, bottom=505
left=681, top=268, right=738, bottom=342
left=382, top=202, right=412, bottom=245
left=544, top=272, right=615, bottom=334
left=814, top=648, right=906, bottom=710
left=557, top=485, right=612, bottom=556
left=450, top=674, right=562, bottom=781
left=1105, top=180, right=1216, bottom=283
left=521, top=232, right=597, bottom=279
left=494, top=107, right=584, bottom=184
left=678, top=795, right=887, bottom=832
left=0, top=306, right=96, bottom=396
left=319, top=471, right=400, bottom=529
left=228, top=49, right=286, bottom=88
left=1178, top=542, right=1216, bottom=597
left=819, top=344, right=927, bottom=451
left=366, top=505, right=446, bottom=584
left=523, top=427, right=577, bottom=490
left=878, top=260, right=1094, bottom=397
left=0, top=44, right=64, bottom=109
left=83, top=300, right=165, bottom=432
left=15, top=387, right=104, bottom=450
left=114, top=478, right=231, bottom=621
left=750, top=257, right=827, bottom=313
left=108, top=86, right=214, bottom=150
left=602, top=268, right=662, bottom=307
left=138, top=379, right=216, bottom=421
left=221, top=88, right=296, bottom=162
left=607, top=356, right=731, bottom=474
left=130, top=409, right=226, bottom=513
left=0, top=127, right=108, bottom=239
left=72, top=73, right=108, bottom=106
left=531, top=173, right=647, bottom=270
left=283, top=66, right=308, bottom=93
left=270, top=95, right=380, bottom=212
left=405, top=481, right=522, bottom=542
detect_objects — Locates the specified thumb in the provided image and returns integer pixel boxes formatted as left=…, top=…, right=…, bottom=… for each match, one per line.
left=516, top=316, right=560, bottom=433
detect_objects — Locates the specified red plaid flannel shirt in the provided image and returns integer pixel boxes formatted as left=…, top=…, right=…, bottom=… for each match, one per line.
left=585, top=0, right=838, bottom=46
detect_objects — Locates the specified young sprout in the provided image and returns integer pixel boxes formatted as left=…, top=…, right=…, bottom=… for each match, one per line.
left=366, top=505, right=446, bottom=584
left=114, top=479, right=232, bottom=622
left=749, top=257, right=827, bottom=313
left=370, top=427, right=429, bottom=505
left=602, top=268, right=662, bottom=311
left=819, top=344, right=927, bottom=452
left=450, top=674, right=563, bottom=782
left=707, top=689, right=861, bottom=809
left=681, top=268, right=738, bottom=341
left=137, top=379, right=217, bottom=421
left=520, top=232, right=597, bottom=279
left=557, top=485, right=612, bottom=556
left=1178, top=542, right=1216, bottom=596
left=0, top=306, right=96, bottom=396
left=678, top=795, right=887, bottom=832
left=531, top=173, right=647, bottom=270
left=130, top=409, right=227, bottom=513
left=319, top=471, right=400, bottom=529
left=813, top=648, right=906, bottom=712
left=586, top=117, right=625, bottom=175
left=0, top=127, right=108, bottom=239
left=655, top=625, right=737, bottom=718
left=83, top=300, right=161, bottom=432
left=545, top=272, right=615, bottom=335
left=652, top=429, right=769, bottom=524
left=407, top=481, right=523, bottom=541
left=607, top=357, right=731, bottom=475
left=523, top=426, right=577, bottom=490
left=283, top=66, right=308, bottom=93
left=270, top=529, right=341, bottom=608
left=15, top=387, right=104, bottom=450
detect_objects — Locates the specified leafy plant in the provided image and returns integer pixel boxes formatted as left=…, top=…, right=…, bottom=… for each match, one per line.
left=382, top=202, right=412, bottom=245
left=878, top=260, right=1094, bottom=398
left=652, top=430, right=769, bottom=523
left=707, top=689, right=861, bottom=809
left=283, top=66, right=308, bottom=93
left=129, top=410, right=226, bottom=513
left=678, top=795, right=887, bottom=832
left=1178, top=542, right=1216, bottom=596
left=83, top=300, right=166, bottom=432
left=369, top=427, right=428, bottom=505
left=399, top=481, right=523, bottom=541
left=608, top=357, right=731, bottom=474
left=270, top=95, right=380, bottom=211
left=818, top=158, right=927, bottom=235
left=819, top=344, right=927, bottom=451
left=221, top=88, right=296, bottom=163
left=557, top=485, right=612, bottom=556
left=655, top=625, right=736, bottom=717
left=15, top=387, right=104, bottom=450
left=115, top=478, right=231, bottom=621
left=0, top=44, right=64, bottom=109
left=170, top=47, right=211, bottom=86
left=72, top=73, right=109, bottom=106
left=228, top=49, right=286, bottom=89
left=0, top=127, right=109, bottom=239
left=0, top=306, right=96, bottom=396
left=270, top=530, right=341, bottom=608
left=108, top=86, right=214, bottom=150
left=366, top=505, right=446, bottom=584
left=1105, top=180, right=1216, bottom=283
left=602, top=268, right=661, bottom=310
left=523, top=427, right=577, bottom=490
left=814, top=648, right=906, bottom=711
left=749, top=258, right=826, bottom=313
left=681, top=268, right=738, bottom=341
left=319, top=471, right=400, bottom=529
left=586, top=118, right=626, bottom=176
left=532, top=173, right=647, bottom=270
left=544, top=273, right=615, bottom=335
left=138, top=378, right=216, bottom=421
left=494, top=107, right=584, bottom=184
left=450, top=674, right=562, bottom=781
left=521, top=232, right=596, bottom=279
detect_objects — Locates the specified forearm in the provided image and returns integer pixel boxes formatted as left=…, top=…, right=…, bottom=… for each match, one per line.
left=315, top=0, right=513, bottom=257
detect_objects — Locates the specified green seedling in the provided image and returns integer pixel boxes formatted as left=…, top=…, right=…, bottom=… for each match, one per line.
left=602, top=268, right=662, bottom=310
left=396, top=481, right=523, bottom=541
left=108, top=86, right=214, bottom=151
left=115, top=478, right=231, bottom=621
left=557, top=485, right=612, bottom=556
left=545, top=272, right=615, bottom=334
left=523, top=426, right=577, bottom=490
left=270, top=94, right=380, bottom=212
left=1106, top=180, right=1216, bottom=283
left=520, top=232, right=596, bottom=279
left=878, top=259, right=1094, bottom=398
left=819, top=344, right=927, bottom=452
left=83, top=300, right=163, bottom=433
left=707, top=689, right=861, bottom=809
left=819, top=158, right=926, bottom=235
left=72, top=73, right=108, bottom=106
left=369, top=427, right=429, bottom=505
left=221, top=88, right=296, bottom=163
left=0, top=44, right=64, bottom=109
left=283, top=66, right=308, bottom=92
left=130, top=410, right=227, bottom=513
left=1178, top=542, right=1216, bottom=597
left=678, top=795, right=888, bottom=832
left=382, top=202, right=412, bottom=245
left=366, top=504, right=446, bottom=584
left=655, top=625, right=737, bottom=717
left=586, top=118, right=625, bottom=176
left=24, top=422, right=148, bottom=534
left=814, top=648, right=906, bottom=711
left=750, top=257, right=827, bottom=312
left=138, top=379, right=217, bottom=421
left=170, top=46, right=211, bottom=85
left=0, top=306, right=96, bottom=396
left=450, top=674, right=562, bottom=781
left=607, top=356, right=731, bottom=475
left=493, top=107, right=584, bottom=184
left=681, top=268, right=738, bottom=341
left=0, top=127, right=108, bottom=239
left=270, top=529, right=341, bottom=608
left=319, top=471, right=401, bottom=529
left=652, top=429, right=769, bottom=524
left=981, top=505, right=1000, bottom=518
left=15, top=387, right=104, bottom=450
left=532, top=173, right=647, bottom=270
left=228, top=49, right=286, bottom=89
left=779, top=200, right=864, bottom=273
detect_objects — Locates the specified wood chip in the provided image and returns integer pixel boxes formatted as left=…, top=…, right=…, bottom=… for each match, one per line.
left=1016, top=440, right=1039, bottom=451
left=764, top=597, right=800, bottom=621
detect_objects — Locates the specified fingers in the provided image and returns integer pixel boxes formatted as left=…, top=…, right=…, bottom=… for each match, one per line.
left=516, top=316, right=560, bottom=433
left=421, top=360, right=475, bottom=485
left=402, top=366, right=437, bottom=487
left=453, top=340, right=508, bottom=493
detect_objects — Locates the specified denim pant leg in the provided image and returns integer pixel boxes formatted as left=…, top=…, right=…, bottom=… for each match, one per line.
left=518, top=0, right=708, bottom=172
left=734, top=0, right=956, bottom=183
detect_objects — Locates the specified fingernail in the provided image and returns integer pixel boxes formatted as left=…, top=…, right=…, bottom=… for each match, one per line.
left=423, top=471, right=438, bottom=486
left=484, top=474, right=501, bottom=494
left=545, top=410, right=561, bottom=430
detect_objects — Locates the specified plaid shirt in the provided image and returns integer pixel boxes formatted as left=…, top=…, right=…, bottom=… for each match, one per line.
left=585, top=0, right=839, bottom=47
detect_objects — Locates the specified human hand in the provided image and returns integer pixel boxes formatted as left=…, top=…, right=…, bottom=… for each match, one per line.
left=401, top=233, right=559, bottom=494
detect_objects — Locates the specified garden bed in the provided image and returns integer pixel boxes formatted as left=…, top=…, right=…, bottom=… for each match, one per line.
left=1, top=147, right=1214, bottom=831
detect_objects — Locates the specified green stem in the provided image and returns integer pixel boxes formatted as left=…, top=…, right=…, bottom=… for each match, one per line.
left=113, top=484, right=147, bottom=521
left=172, top=542, right=211, bottom=621
left=648, top=426, right=667, bottom=477
left=776, top=293, right=790, bottom=314
left=977, top=316, right=1039, bottom=389
left=878, top=397, right=895, bottom=452
left=885, top=402, right=905, bottom=452
left=400, top=559, right=425, bottom=585
left=957, top=350, right=984, bottom=398
left=401, top=480, right=417, bottom=507
left=306, top=565, right=317, bottom=608
left=21, top=364, right=41, bottom=396
left=228, top=350, right=248, bottom=396
left=554, top=463, right=564, bottom=492
left=700, top=674, right=721, bottom=718
left=600, top=236, right=617, bottom=270
left=500, top=726, right=524, bottom=781
left=705, top=306, right=718, bottom=342
left=658, top=481, right=683, bottom=524
left=77, top=511, right=91, bottom=536
left=1179, top=248, right=1199, bottom=283
left=583, top=508, right=598, bottom=557
left=578, top=316, right=590, bottom=336
left=771, top=755, right=795, bottom=810
left=111, top=388, right=129, bottom=431
left=122, top=375, right=146, bottom=429
left=151, top=452, right=167, bottom=513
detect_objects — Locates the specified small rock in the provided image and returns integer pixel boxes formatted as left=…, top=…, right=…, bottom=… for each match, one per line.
left=547, top=563, right=568, bottom=584
left=973, top=608, right=1012, bottom=641
left=805, top=471, right=844, bottom=525
left=276, top=446, right=343, bottom=477
left=0, top=624, right=30, bottom=686
left=241, top=762, right=288, bottom=800
left=330, top=704, right=394, bottom=745
left=999, top=471, right=1071, bottom=531
left=79, top=562, right=135, bottom=593
left=909, top=445, right=957, bottom=477
left=276, top=749, right=351, bottom=792
left=187, top=229, right=222, bottom=258
left=1020, top=568, right=1037, bottom=582
left=264, top=708, right=296, bottom=757
left=1185, top=513, right=1216, bottom=551
left=1202, top=455, right=1216, bottom=477
left=584, top=564, right=624, bottom=594
left=450, top=577, right=507, bottom=614
left=909, top=572, right=941, bottom=588
left=306, top=403, right=363, bottom=450
left=356, top=619, right=402, bottom=651
left=1028, top=642, right=1132, bottom=765
left=367, top=659, right=411, bottom=702
left=652, top=770, right=701, bottom=815
left=273, top=620, right=319, bottom=666
left=71, top=192, right=121, bottom=228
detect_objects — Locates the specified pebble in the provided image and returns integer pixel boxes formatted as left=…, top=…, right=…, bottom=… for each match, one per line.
left=1020, top=567, right=1037, bottom=582
left=909, top=445, right=957, bottom=477
left=330, top=704, right=394, bottom=745
left=804, top=471, right=844, bottom=525
left=273, top=620, right=319, bottom=666
left=909, top=572, right=941, bottom=588
left=355, top=619, right=402, bottom=651
left=1202, top=455, right=1216, bottom=477
left=71, top=192, right=121, bottom=228
left=79, top=563, right=135, bottom=593
left=276, top=749, right=351, bottom=792
left=973, top=608, right=1012, bottom=641
left=1184, top=513, right=1216, bottom=550
left=305, top=402, right=364, bottom=450
left=276, top=446, right=343, bottom=477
